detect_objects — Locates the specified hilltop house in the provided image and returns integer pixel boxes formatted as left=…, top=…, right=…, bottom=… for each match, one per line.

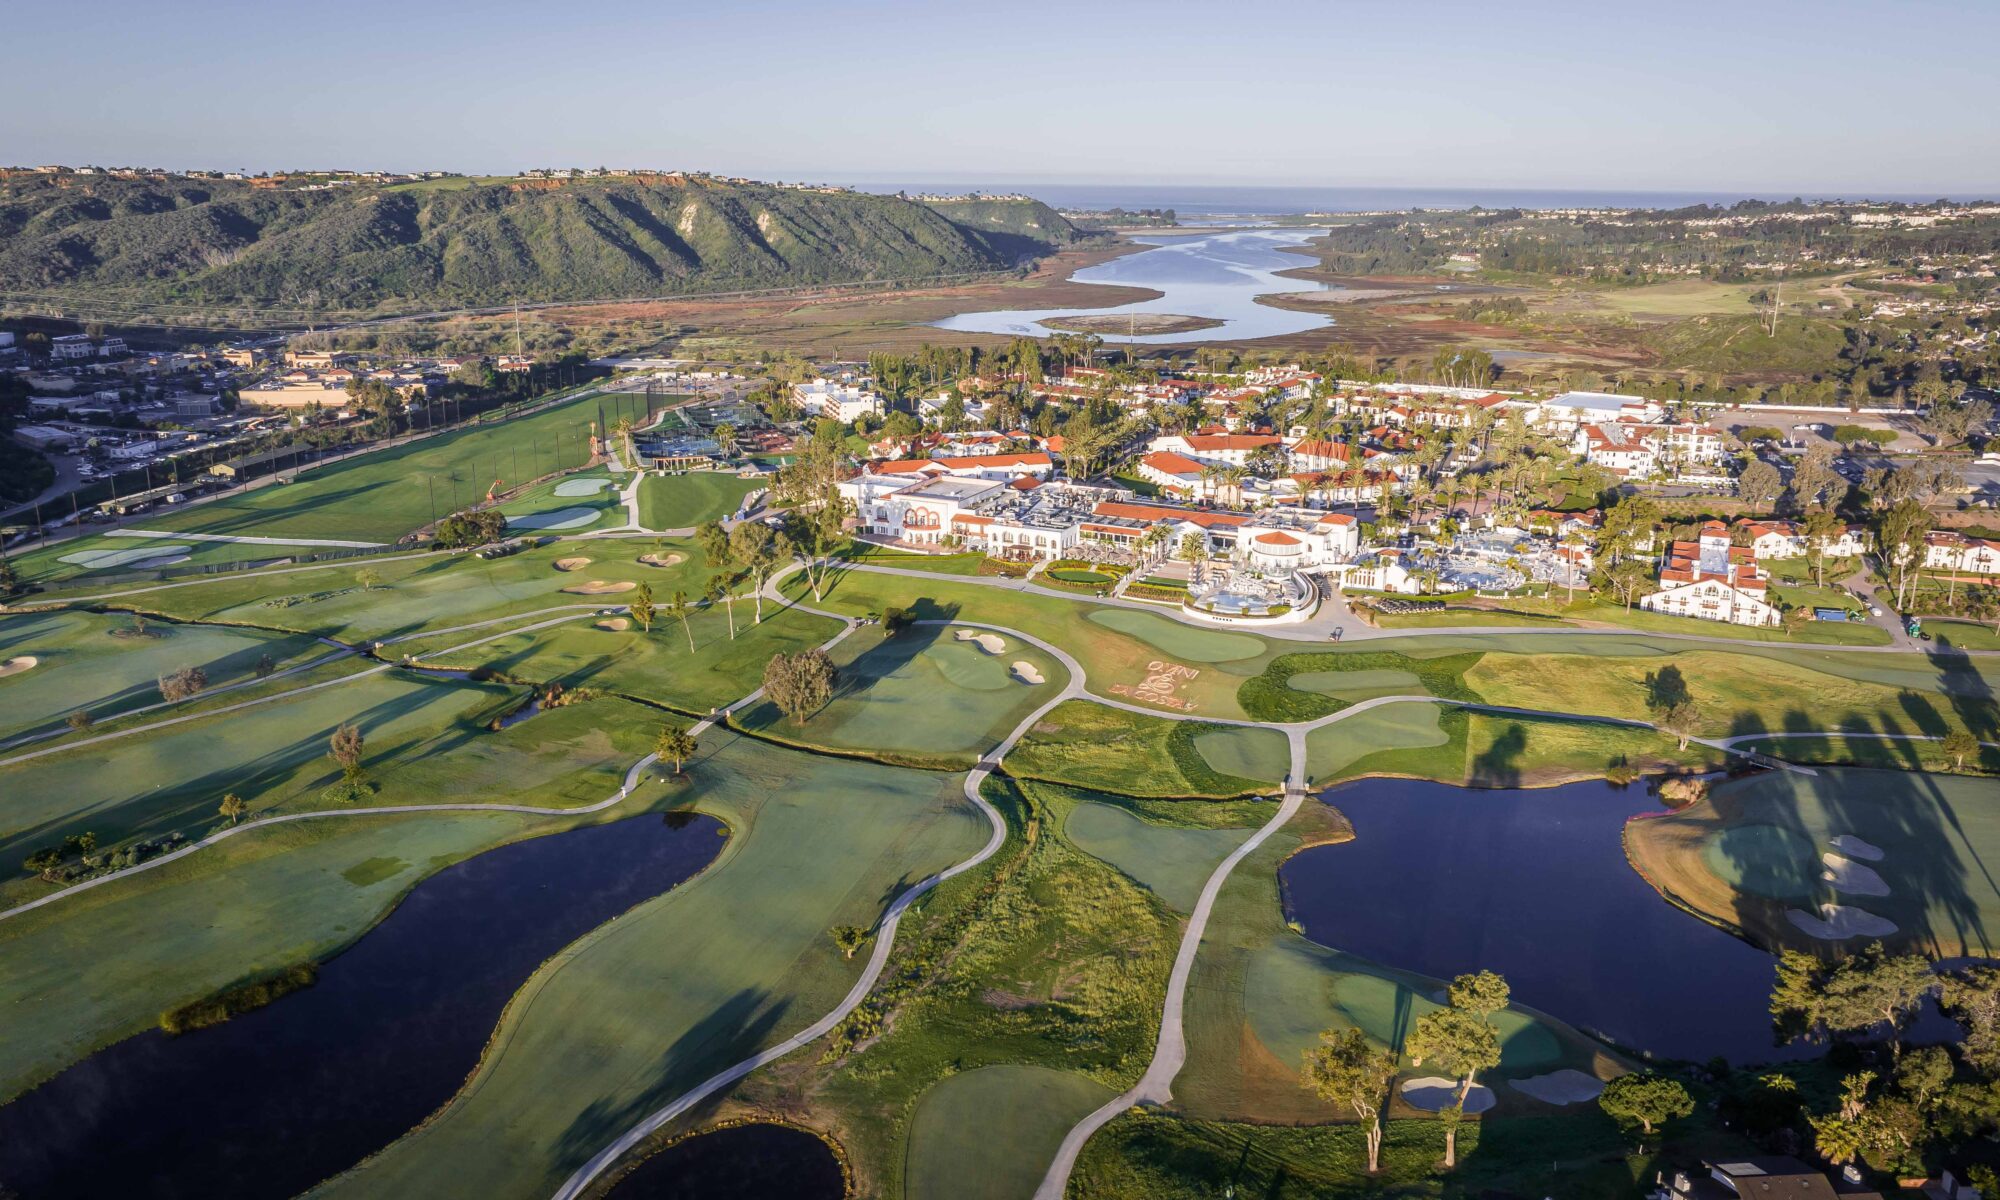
left=1641, top=521, right=1781, bottom=627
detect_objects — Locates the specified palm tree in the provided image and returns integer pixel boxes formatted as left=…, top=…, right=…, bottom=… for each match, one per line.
left=713, top=423, right=738, bottom=459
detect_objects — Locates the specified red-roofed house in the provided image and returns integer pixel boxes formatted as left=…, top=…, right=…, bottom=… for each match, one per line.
left=1148, top=433, right=1284, bottom=468
left=870, top=452, right=1055, bottom=481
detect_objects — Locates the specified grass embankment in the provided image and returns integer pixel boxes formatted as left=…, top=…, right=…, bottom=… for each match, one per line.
left=0, top=668, right=530, bottom=901
left=137, top=388, right=659, bottom=544
left=1006, top=700, right=1284, bottom=798
left=306, top=730, right=987, bottom=1199
left=0, top=696, right=670, bottom=1100
left=88, top=538, right=712, bottom=646
left=636, top=471, right=761, bottom=531
left=1072, top=1108, right=1727, bottom=1200
left=1364, top=594, right=1891, bottom=647
left=159, top=962, right=317, bottom=1034
left=733, top=624, right=1064, bottom=769
left=773, top=779, right=1193, bottom=1200
left=411, top=597, right=842, bottom=718
left=0, top=608, right=327, bottom=741
left=833, top=545, right=988, bottom=575
left=1624, top=766, right=2000, bottom=956
left=8, top=532, right=389, bottom=588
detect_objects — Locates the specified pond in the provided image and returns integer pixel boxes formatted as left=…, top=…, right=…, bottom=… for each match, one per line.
left=1281, top=777, right=1802, bottom=1064
left=0, top=810, right=724, bottom=1199
left=931, top=227, right=1339, bottom=344
left=605, top=1124, right=845, bottom=1200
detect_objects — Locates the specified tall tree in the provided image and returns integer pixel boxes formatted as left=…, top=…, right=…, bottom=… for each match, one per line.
left=763, top=649, right=836, bottom=723
left=654, top=722, right=698, bottom=775
left=1404, top=1005, right=1501, bottom=1167
left=629, top=582, right=656, bottom=633
left=1598, top=1072, right=1694, bottom=1136
left=1300, top=1029, right=1397, bottom=1172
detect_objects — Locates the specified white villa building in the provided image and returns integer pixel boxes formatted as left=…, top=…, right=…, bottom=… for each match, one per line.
left=792, top=379, right=884, bottom=423
left=1572, top=420, right=1726, bottom=477
left=1640, top=521, right=1781, bottom=627
left=1925, top=530, right=2000, bottom=575
left=1735, top=518, right=1868, bottom=561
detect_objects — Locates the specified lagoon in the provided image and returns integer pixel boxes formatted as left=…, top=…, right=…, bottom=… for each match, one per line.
left=1281, top=777, right=1799, bottom=1064
left=932, top=227, right=1338, bottom=344
left=0, top=811, right=723, bottom=1199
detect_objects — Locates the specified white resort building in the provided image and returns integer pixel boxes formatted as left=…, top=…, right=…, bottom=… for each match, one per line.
left=1640, top=521, right=1781, bottom=627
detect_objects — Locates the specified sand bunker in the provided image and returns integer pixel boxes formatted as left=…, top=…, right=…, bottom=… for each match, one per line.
left=1508, top=1069, right=1605, bottom=1105
left=554, top=477, right=614, bottom=496
left=1399, top=1077, right=1496, bottom=1114
left=562, top=580, right=637, bottom=595
left=554, top=557, right=592, bottom=572
left=1010, top=661, right=1046, bottom=685
left=1822, top=852, right=1891, bottom=897
left=638, top=552, right=686, bottom=567
left=1788, top=904, right=1899, bottom=940
left=0, top=655, right=38, bottom=679
left=954, top=629, right=1006, bottom=655
left=1829, top=834, right=1886, bottom=861
left=594, top=618, right=631, bottom=632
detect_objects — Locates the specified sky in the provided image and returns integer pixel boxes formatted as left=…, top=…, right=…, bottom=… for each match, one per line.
left=4, top=0, right=1996, bottom=195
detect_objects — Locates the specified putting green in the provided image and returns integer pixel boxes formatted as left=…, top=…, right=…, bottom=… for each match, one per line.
left=1702, top=824, right=1821, bottom=900
left=1286, top=668, right=1423, bottom=701
left=636, top=472, right=761, bottom=530
left=1631, top=767, right=2000, bottom=956
left=55, top=544, right=195, bottom=570
left=1063, top=799, right=1255, bottom=912
left=309, top=731, right=987, bottom=1199
left=1193, top=726, right=1291, bottom=784
left=0, top=610, right=323, bottom=741
left=1244, top=937, right=1563, bottom=1075
left=905, top=1065, right=1115, bottom=1200
left=1047, top=568, right=1115, bottom=585
left=1084, top=609, right=1265, bottom=663
left=505, top=506, right=602, bottom=531
left=736, top=626, right=1061, bottom=761
left=498, top=471, right=624, bottom=533
left=1306, top=703, right=1449, bottom=780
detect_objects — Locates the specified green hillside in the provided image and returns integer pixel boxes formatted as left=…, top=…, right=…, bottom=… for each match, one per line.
left=0, top=176, right=1084, bottom=316
left=920, top=196, right=1092, bottom=259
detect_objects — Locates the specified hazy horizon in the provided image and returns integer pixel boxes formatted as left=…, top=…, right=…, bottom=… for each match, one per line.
left=4, top=0, right=1997, bottom=193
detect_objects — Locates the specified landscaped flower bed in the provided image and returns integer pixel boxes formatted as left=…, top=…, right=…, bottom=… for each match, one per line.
left=1046, top=567, right=1118, bottom=586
